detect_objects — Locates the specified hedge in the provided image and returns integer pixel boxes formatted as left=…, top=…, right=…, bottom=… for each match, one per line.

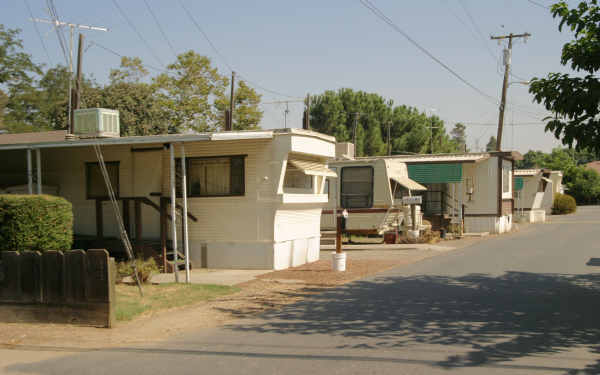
left=0, top=194, right=73, bottom=251
left=552, top=193, right=577, bottom=215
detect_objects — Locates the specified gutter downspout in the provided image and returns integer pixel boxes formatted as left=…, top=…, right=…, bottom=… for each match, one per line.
left=169, top=143, right=179, bottom=283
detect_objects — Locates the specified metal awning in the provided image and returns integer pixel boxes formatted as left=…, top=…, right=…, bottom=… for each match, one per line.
left=287, top=159, right=337, bottom=177
left=390, top=175, right=427, bottom=191
left=407, top=163, right=462, bottom=184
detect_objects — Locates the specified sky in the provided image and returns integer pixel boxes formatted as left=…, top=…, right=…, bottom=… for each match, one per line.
left=2, top=0, right=580, bottom=153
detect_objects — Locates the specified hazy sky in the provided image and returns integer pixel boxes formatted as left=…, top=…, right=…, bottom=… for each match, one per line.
left=3, top=0, right=579, bottom=153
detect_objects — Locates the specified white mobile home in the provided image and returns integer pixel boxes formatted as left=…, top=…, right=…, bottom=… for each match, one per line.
left=320, top=158, right=426, bottom=235
left=514, top=169, right=552, bottom=222
left=391, top=152, right=522, bottom=234
left=0, top=128, right=336, bottom=270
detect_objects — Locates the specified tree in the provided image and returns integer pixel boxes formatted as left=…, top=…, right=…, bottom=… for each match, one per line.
left=485, top=136, right=497, bottom=152
left=566, top=166, right=600, bottom=204
left=0, top=25, right=41, bottom=89
left=153, top=51, right=228, bottom=133
left=214, top=80, right=263, bottom=130
left=450, top=123, right=467, bottom=151
left=529, top=0, right=600, bottom=155
left=109, top=56, right=149, bottom=84
left=309, top=88, right=460, bottom=156
left=516, top=150, right=547, bottom=168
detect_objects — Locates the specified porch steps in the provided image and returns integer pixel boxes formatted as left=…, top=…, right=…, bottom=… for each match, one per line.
left=320, top=230, right=337, bottom=247
left=165, top=249, right=190, bottom=273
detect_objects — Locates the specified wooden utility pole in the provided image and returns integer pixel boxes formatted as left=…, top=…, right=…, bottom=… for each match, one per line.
left=228, top=71, right=235, bottom=131
left=491, top=32, right=531, bottom=151
left=29, top=18, right=107, bottom=133
left=352, top=113, right=362, bottom=157
left=387, top=121, right=392, bottom=156
left=70, top=33, right=84, bottom=133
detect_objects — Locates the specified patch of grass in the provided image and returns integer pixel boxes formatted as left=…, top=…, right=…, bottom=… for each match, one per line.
left=115, top=283, right=239, bottom=321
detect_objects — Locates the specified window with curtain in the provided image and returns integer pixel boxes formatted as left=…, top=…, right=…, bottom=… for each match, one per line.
left=341, top=166, right=374, bottom=208
left=86, top=162, right=119, bottom=199
left=177, top=156, right=245, bottom=197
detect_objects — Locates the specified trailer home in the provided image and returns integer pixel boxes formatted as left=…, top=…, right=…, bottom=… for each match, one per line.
left=391, top=151, right=522, bottom=234
left=320, top=158, right=426, bottom=235
left=0, top=127, right=336, bottom=270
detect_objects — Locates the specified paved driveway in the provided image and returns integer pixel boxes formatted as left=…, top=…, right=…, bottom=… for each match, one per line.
left=3, top=207, right=600, bottom=374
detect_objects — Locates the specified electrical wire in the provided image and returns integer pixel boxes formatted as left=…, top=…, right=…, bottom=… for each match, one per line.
left=527, top=0, right=551, bottom=9
left=87, top=40, right=168, bottom=73
left=111, top=0, right=165, bottom=67
left=359, top=0, right=500, bottom=106
left=46, top=0, right=69, bottom=65
left=24, top=0, right=52, bottom=65
left=177, top=0, right=300, bottom=99
left=142, top=0, right=178, bottom=57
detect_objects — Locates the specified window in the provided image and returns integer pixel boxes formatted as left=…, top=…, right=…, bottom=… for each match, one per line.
left=502, top=166, right=511, bottom=193
left=283, top=168, right=313, bottom=189
left=341, top=166, right=374, bottom=208
left=177, top=156, right=245, bottom=197
left=86, top=162, right=119, bottom=199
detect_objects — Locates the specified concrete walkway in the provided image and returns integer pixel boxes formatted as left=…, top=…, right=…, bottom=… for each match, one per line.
left=320, top=243, right=453, bottom=251
left=150, top=269, right=272, bottom=286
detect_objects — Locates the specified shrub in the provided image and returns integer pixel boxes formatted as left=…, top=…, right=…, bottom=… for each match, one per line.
left=552, top=193, right=577, bottom=215
left=0, top=194, right=73, bottom=251
left=117, top=257, right=159, bottom=284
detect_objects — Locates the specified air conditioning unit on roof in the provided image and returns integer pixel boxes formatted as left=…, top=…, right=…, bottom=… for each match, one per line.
left=73, top=108, right=120, bottom=138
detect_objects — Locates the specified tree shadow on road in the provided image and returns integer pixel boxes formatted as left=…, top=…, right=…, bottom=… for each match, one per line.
left=225, top=271, right=600, bottom=373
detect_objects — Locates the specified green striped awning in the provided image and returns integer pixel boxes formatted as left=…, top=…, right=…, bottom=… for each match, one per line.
left=515, top=177, right=524, bottom=191
left=407, top=163, right=462, bottom=184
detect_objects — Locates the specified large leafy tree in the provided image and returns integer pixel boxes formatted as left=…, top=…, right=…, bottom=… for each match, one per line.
left=529, top=0, right=600, bottom=154
left=309, top=88, right=459, bottom=156
left=485, top=136, right=497, bottom=152
left=154, top=51, right=229, bottom=133
left=214, top=80, right=263, bottom=130
left=450, top=122, right=467, bottom=151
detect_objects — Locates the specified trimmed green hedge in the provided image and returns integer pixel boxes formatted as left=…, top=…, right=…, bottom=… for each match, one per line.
left=0, top=195, right=73, bottom=251
left=552, top=193, right=577, bottom=215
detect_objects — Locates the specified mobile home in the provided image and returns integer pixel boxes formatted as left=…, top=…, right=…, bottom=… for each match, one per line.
left=391, top=152, right=522, bottom=234
left=0, top=127, right=336, bottom=270
left=321, top=157, right=426, bottom=235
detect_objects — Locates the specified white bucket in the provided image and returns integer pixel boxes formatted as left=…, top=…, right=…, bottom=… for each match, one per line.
left=407, top=229, right=420, bottom=240
left=332, top=252, right=347, bottom=272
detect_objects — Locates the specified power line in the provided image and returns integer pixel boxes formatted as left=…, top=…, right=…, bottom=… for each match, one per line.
left=142, top=0, right=178, bottom=57
left=46, top=0, right=69, bottom=65
left=527, top=0, right=551, bottom=9
left=87, top=40, right=168, bottom=74
left=111, top=0, right=165, bottom=67
left=177, top=0, right=299, bottom=99
left=359, top=0, right=500, bottom=106
left=24, top=0, right=52, bottom=65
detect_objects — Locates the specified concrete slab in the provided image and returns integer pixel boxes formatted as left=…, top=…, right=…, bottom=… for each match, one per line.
left=320, top=243, right=453, bottom=251
left=149, top=269, right=271, bottom=286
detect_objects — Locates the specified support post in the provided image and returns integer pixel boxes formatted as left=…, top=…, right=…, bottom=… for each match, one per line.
left=160, top=197, right=167, bottom=272
left=27, top=149, right=33, bottom=194
left=96, top=199, right=103, bottom=240
left=228, top=71, right=235, bottom=131
left=123, top=199, right=130, bottom=238
left=35, top=148, right=42, bottom=194
left=169, top=143, right=179, bottom=282
left=336, top=214, right=343, bottom=254
left=411, top=204, right=417, bottom=231
left=135, top=199, right=142, bottom=253
left=180, top=143, right=190, bottom=283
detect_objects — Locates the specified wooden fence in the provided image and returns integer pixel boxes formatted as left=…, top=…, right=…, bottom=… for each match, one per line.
left=0, top=249, right=116, bottom=328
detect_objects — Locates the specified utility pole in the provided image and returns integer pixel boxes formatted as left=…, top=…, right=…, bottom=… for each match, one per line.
left=387, top=121, right=392, bottom=156
left=72, top=33, right=84, bottom=133
left=30, top=18, right=108, bottom=132
left=491, top=32, right=531, bottom=151
left=228, top=71, right=235, bottom=131
left=352, top=112, right=362, bottom=157
left=303, top=94, right=311, bottom=130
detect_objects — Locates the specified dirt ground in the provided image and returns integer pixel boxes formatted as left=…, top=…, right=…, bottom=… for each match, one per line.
left=0, top=241, right=480, bottom=349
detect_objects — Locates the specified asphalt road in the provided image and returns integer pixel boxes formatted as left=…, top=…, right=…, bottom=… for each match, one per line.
left=3, top=206, right=600, bottom=375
